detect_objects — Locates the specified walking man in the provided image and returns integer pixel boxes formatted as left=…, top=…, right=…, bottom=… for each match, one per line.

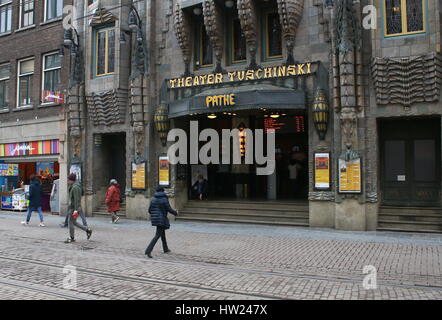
left=21, top=175, right=45, bottom=227
left=64, top=173, right=92, bottom=243
left=105, top=179, right=121, bottom=223
left=60, top=177, right=87, bottom=228
left=145, top=186, right=178, bottom=258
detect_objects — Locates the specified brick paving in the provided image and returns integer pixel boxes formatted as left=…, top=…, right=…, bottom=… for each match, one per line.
left=0, top=211, right=441, bottom=300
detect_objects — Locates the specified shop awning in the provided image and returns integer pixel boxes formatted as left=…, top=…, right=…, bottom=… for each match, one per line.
left=168, top=84, right=306, bottom=119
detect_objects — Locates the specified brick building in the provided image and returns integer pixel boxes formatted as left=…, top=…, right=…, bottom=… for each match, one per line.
left=0, top=0, right=71, bottom=214
left=66, top=0, right=442, bottom=233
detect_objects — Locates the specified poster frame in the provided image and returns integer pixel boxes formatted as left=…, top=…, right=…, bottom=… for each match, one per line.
left=158, top=155, right=170, bottom=188
left=337, top=157, right=363, bottom=194
left=313, top=152, right=331, bottom=191
left=131, top=161, right=147, bottom=190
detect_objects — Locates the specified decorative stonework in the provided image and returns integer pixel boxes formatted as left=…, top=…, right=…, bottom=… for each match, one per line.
left=371, top=53, right=442, bottom=107
left=67, top=85, right=84, bottom=161
left=157, top=0, right=174, bottom=66
left=130, top=77, right=147, bottom=161
left=366, top=192, right=378, bottom=203
left=173, top=3, right=192, bottom=76
left=237, top=0, right=259, bottom=69
left=89, top=6, right=118, bottom=26
left=85, top=89, right=128, bottom=126
left=309, top=191, right=335, bottom=201
left=277, top=0, right=304, bottom=64
left=203, top=0, right=224, bottom=73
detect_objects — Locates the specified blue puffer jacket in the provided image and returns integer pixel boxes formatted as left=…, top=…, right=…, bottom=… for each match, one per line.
left=148, top=192, right=177, bottom=229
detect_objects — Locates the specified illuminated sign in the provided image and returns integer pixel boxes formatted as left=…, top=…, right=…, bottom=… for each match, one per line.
left=168, top=63, right=313, bottom=89
left=205, top=94, right=235, bottom=108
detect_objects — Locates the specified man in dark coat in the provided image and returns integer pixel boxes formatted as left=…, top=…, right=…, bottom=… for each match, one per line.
left=145, top=186, right=178, bottom=258
left=192, top=175, right=209, bottom=200
left=21, top=175, right=45, bottom=226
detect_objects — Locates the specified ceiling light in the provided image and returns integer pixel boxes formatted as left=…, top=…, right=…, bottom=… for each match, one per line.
left=225, top=0, right=235, bottom=8
left=193, top=7, right=202, bottom=15
left=208, top=114, right=217, bottom=119
left=270, top=114, right=280, bottom=119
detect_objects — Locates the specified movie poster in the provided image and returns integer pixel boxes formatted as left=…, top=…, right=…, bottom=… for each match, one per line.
left=314, top=153, right=330, bottom=190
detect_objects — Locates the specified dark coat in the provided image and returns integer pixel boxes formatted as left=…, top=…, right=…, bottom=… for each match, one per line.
left=148, top=191, right=177, bottom=229
left=192, top=179, right=209, bottom=198
left=28, top=179, right=44, bottom=208
left=105, top=184, right=121, bottom=212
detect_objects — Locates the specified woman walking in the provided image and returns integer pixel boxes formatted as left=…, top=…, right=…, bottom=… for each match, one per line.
left=105, top=179, right=121, bottom=223
left=145, top=186, right=178, bottom=258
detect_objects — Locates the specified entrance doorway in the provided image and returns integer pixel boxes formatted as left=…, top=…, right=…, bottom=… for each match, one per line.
left=187, top=113, right=308, bottom=201
left=380, top=117, right=441, bottom=207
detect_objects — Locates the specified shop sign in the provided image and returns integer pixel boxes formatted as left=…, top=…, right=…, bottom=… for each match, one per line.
left=314, top=153, right=331, bottom=190
left=168, top=63, right=313, bottom=89
left=338, top=158, right=362, bottom=194
left=205, top=94, right=235, bottom=108
left=0, top=140, right=60, bottom=157
left=42, top=90, right=65, bottom=104
left=0, top=164, right=19, bottom=176
left=159, top=156, right=170, bottom=187
left=131, top=162, right=146, bottom=190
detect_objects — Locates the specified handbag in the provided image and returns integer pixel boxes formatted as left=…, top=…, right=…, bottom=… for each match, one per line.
left=72, top=210, right=79, bottom=219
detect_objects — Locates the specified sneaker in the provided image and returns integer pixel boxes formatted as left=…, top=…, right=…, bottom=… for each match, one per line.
left=114, top=216, right=120, bottom=224
left=39, top=223, right=45, bottom=227
left=21, top=221, right=29, bottom=225
left=86, top=228, right=93, bottom=240
left=164, top=249, right=171, bottom=254
left=64, top=238, right=75, bottom=243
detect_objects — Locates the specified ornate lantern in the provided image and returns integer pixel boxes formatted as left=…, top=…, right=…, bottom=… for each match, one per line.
left=312, top=88, right=330, bottom=140
left=154, top=104, right=170, bottom=147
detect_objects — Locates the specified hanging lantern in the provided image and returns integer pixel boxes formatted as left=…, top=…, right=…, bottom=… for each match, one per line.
left=312, top=88, right=330, bottom=140
left=238, top=122, right=247, bottom=157
left=154, top=104, right=170, bottom=147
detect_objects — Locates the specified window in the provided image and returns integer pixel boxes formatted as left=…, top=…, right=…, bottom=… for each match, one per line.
left=384, top=0, right=425, bottom=37
left=0, top=0, right=12, bottom=34
left=17, top=58, right=34, bottom=107
left=196, top=24, right=213, bottom=67
left=232, top=18, right=247, bottom=63
left=0, top=64, right=9, bottom=110
left=96, top=27, right=115, bottom=76
left=264, top=11, right=282, bottom=59
left=45, top=0, right=63, bottom=21
left=20, top=0, right=34, bottom=28
left=42, top=53, right=61, bottom=104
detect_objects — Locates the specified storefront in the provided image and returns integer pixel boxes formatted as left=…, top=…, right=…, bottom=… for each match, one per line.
left=0, top=140, right=61, bottom=213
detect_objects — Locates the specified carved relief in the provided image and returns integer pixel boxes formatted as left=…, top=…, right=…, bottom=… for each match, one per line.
left=237, top=0, right=259, bottom=68
left=173, top=3, right=192, bottom=76
left=203, top=0, right=224, bottom=73
left=85, top=89, right=128, bottom=126
left=371, top=53, right=442, bottom=107
left=277, top=0, right=304, bottom=64
left=89, top=6, right=118, bottom=26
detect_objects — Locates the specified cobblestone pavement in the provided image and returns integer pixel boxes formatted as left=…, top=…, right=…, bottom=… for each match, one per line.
left=0, top=211, right=442, bottom=300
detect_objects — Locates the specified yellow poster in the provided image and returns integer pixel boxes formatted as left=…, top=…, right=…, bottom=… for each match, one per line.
left=159, top=156, right=170, bottom=186
left=132, top=162, right=146, bottom=190
left=314, top=153, right=330, bottom=189
left=338, top=158, right=361, bottom=193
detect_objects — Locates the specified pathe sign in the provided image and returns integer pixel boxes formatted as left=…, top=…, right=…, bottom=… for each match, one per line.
left=168, top=63, right=314, bottom=89
left=205, top=94, right=236, bottom=108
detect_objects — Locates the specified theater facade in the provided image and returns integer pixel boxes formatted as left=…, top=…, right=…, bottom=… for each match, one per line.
left=67, top=0, right=442, bottom=233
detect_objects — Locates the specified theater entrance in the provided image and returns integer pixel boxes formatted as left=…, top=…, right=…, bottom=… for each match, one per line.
left=187, top=112, right=309, bottom=201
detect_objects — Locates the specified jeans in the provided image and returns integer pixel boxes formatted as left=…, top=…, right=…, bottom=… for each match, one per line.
left=64, top=208, right=87, bottom=227
left=145, top=227, right=169, bottom=254
left=68, top=212, right=88, bottom=240
left=26, top=206, right=44, bottom=223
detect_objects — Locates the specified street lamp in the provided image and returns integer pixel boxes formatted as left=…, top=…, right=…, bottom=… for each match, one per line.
left=154, top=103, right=170, bottom=147
left=312, top=88, right=330, bottom=140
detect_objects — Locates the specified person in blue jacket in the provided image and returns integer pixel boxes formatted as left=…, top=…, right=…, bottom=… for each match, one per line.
left=21, top=175, right=45, bottom=227
left=145, top=186, right=178, bottom=258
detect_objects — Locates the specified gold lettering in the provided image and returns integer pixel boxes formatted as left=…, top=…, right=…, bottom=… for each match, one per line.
left=228, top=72, right=236, bottom=82
left=297, top=64, right=305, bottom=75
left=177, top=78, right=185, bottom=88
left=193, top=76, right=200, bottom=86
left=169, top=79, right=177, bottom=88
left=264, top=67, right=272, bottom=78
left=215, top=73, right=223, bottom=84
left=230, top=94, right=235, bottom=105
left=206, top=96, right=213, bottom=107
left=287, top=65, right=296, bottom=76
left=246, top=70, right=254, bottom=80
left=237, top=71, right=245, bottom=81
left=306, top=62, right=311, bottom=74
left=278, top=66, right=287, bottom=77
left=273, top=67, right=277, bottom=77
left=199, top=75, right=207, bottom=85
left=185, top=77, right=192, bottom=87
left=207, top=74, right=215, bottom=84
left=255, top=69, right=263, bottom=79
left=224, top=95, right=229, bottom=105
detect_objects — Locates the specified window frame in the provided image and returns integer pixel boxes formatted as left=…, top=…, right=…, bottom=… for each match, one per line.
left=230, top=17, right=247, bottom=64
left=95, top=26, right=116, bottom=77
left=263, top=9, right=283, bottom=61
left=195, top=23, right=213, bottom=68
left=17, top=57, right=35, bottom=108
left=0, top=0, right=12, bottom=34
left=383, top=0, right=427, bottom=38
left=44, top=0, right=63, bottom=22
left=19, top=0, right=35, bottom=29
left=0, top=63, right=10, bottom=111
left=41, top=52, right=62, bottom=105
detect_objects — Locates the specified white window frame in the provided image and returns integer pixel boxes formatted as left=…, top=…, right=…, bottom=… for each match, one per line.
left=44, top=0, right=63, bottom=22
left=0, top=63, right=10, bottom=110
left=19, top=0, right=35, bottom=29
left=41, top=52, right=62, bottom=105
left=0, top=0, right=12, bottom=34
left=17, top=58, right=35, bottom=108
